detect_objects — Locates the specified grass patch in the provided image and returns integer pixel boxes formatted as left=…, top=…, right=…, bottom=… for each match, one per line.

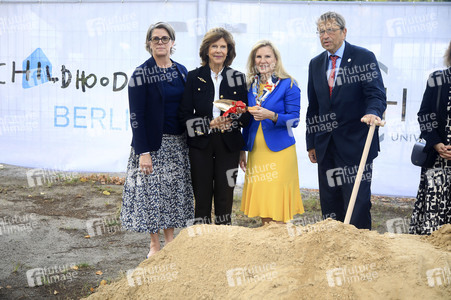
left=12, top=262, right=23, bottom=274
left=76, top=263, right=93, bottom=269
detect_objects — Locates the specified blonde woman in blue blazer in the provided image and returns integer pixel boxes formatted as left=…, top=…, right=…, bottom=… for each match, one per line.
left=240, top=40, right=304, bottom=224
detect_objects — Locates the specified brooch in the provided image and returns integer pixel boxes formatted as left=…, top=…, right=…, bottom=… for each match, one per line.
left=198, top=77, right=206, bottom=83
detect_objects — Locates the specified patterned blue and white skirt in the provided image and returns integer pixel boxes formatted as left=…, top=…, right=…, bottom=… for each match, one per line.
left=121, top=134, right=194, bottom=233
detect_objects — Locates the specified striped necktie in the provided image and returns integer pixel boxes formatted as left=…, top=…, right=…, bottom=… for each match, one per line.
left=328, top=55, right=338, bottom=97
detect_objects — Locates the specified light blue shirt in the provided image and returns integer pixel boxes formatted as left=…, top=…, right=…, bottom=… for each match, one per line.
left=326, top=41, right=346, bottom=84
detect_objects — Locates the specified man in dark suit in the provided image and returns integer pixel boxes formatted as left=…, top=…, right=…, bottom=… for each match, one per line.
left=306, top=11, right=387, bottom=229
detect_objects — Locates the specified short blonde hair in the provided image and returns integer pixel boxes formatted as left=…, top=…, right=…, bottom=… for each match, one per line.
left=199, top=28, right=236, bottom=67
left=145, top=22, right=176, bottom=55
left=246, top=40, right=295, bottom=88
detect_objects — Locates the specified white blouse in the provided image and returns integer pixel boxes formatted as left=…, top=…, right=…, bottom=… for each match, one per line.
left=211, top=68, right=224, bottom=119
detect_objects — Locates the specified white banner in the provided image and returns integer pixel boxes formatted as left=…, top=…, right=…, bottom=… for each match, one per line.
left=0, top=1, right=450, bottom=196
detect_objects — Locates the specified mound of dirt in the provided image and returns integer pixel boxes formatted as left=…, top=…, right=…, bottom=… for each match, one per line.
left=427, top=224, right=451, bottom=251
left=86, top=219, right=450, bottom=299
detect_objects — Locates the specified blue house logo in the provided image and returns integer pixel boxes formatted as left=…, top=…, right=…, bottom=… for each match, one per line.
left=22, top=48, right=53, bottom=89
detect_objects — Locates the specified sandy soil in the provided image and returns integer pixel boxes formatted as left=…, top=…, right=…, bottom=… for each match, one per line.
left=1, top=163, right=439, bottom=300
left=87, top=220, right=451, bottom=299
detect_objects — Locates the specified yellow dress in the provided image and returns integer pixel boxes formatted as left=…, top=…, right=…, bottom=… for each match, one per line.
left=240, top=124, right=304, bottom=222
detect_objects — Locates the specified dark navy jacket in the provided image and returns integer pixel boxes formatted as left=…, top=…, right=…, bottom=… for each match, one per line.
left=418, top=68, right=451, bottom=167
left=178, top=65, right=250, bottom=152
left=128, top=57, right=188, bottom=155
left=306, top=41, right=387, bottom=165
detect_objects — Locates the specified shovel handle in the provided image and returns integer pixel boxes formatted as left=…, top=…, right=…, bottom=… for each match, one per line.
left=344, top=120, right=383, bottom=225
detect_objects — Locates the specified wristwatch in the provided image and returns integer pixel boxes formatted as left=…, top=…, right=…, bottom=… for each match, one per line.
left=272, top=112, right=278, bottom=123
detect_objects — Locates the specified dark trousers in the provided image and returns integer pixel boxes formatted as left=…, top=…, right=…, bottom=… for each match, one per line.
left=317, top=139, right=373, bottom=229
left=189, top=133, right=240, bottom=225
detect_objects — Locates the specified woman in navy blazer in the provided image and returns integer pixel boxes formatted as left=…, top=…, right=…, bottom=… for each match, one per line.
left=240, top=40, right=304, bottom=224
left=121, top=22, right=194, bottom=258
left=179, top=28, right=249, bottom=225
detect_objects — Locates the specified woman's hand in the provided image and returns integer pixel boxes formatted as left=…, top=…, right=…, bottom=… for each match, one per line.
left=239, top=151, right=247, bottom=172
left=235, top=107, right=247, bottom=114
left=139, top=153, right=153, bottom=175
left=210, top=116, right=232, bottom=130
left=248, top=106, right=276, bottom=121
left=434, top=143, right=451, bottom=160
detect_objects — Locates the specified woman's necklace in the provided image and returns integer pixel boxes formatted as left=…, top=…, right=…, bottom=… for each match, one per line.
left=156, top=60, right=173, bottom=73
left=211, top=64, right=222, bottom=81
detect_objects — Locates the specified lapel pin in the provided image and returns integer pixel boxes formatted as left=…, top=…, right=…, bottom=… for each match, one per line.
left=198, top=77, right=206, bottom=83
left=348, top=58, right=351, bottom=62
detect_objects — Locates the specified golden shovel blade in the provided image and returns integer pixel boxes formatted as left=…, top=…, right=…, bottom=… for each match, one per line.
left=213, top=99, right=238, bottom=112
left=213, top=99, right=257, bottom=112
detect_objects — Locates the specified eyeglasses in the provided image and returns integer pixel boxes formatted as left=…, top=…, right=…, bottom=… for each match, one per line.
left=316, top=28, right=342, bottom=36
left=150, top=36, right=171, bottom=44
